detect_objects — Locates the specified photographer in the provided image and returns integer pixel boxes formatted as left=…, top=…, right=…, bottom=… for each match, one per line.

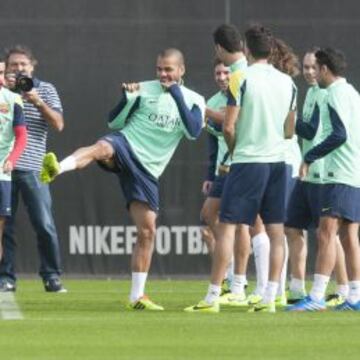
left=0, top=45, right=66, bottom=293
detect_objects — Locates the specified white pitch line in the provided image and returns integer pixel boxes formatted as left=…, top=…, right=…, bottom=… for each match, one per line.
left=0, top=292, right=24, bottom=320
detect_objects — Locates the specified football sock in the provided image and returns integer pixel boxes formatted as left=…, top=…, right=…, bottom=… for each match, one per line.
left=231, top=274, right=247, bottom=295
left=289, top=277, right=306, bottom=294
left=205, top=284, right=221, bottom=304
left=310, top=274, right=329, bottom=302
left=277, top=237, right=289, bottom=296
left=252, top=232, right=270, bottom=296
left=348, top=281, right=360, bottom=304
left=225, top=256, right=234, bottom=284
left=59, top=155, right=77, bottom=174
left=130, top=272, right=148, bottom=302
left=262, top=281, right=279, bottom=304
left=336, top=283, right=349, bottom=298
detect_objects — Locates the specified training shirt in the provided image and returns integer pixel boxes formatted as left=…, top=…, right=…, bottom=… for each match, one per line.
left=205, top=57, right=248, bottom=180
left=109, top=80, right=205, bottom=179
left=228, top=57, right=248, bottom=106
left=228, top=63, right=297, bottom=163
left=0, top=87, right=24, bottom=181
left=206, top=91, right=229, bottom=179
left=296, top=85, right=328, bottom=183
left=304, top=78, right=360, bottom=187
left=15, top=78, right=63, bottom=172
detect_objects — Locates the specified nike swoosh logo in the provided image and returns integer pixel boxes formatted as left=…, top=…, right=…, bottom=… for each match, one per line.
left=254, top=306, right=267, bottom=312
left=321, top=207, right=331, bottom=212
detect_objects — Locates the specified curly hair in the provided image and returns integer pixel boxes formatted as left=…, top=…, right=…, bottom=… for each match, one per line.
left=269, top=38, right=300, bottom=78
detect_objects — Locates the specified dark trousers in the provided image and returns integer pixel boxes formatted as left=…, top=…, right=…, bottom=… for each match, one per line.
left=0, top=170, right=62, bottom=283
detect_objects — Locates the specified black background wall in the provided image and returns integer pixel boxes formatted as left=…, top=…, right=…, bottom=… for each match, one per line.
left=0, top=0, right=359, bottom=276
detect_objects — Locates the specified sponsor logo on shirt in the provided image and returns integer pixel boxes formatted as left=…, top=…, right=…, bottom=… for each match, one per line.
left=0, top=103, right=10, bottom=114
left=148, top=113, right=181, bottom=130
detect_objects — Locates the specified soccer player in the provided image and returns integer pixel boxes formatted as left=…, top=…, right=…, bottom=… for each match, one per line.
left=41, top=48, right=205, bottom=311
left=201, top=24, right=252, bottom=305
left=186, top=25, right=296, bottom=313
left=245, top=38, right=301, bottom=307
left=0, top=54, right=27, bottom=260
left=202, top=27, right=274, bottom=307
left=285, top=48, right=326, bottom=304
left=285, top=49, right=349, bottom=305
left=201, top=58, right=231, bottom=256
left=289, top=48, right=360, bottom=311
left=270, top=37, right=302, bottom=306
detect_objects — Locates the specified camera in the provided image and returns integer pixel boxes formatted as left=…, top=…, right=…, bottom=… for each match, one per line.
left=14, top=72, right=34, bottom=93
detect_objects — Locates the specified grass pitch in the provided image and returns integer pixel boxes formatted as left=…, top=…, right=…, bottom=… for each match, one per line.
left=1, top=279, right=360, bottom=360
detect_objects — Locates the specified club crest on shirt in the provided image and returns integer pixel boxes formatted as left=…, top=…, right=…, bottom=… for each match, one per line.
left=0, top=103, right=10, bottom=114
left=146, top=98, right=158, bottom=105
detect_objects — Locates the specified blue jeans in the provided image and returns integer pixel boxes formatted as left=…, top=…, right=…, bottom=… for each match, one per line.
left=0, top=170, right=62, bottom=283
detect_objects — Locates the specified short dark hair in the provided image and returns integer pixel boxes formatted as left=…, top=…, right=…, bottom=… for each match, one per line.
left=0, top=52, right=5, bottom=63
left=245, top=24, right=273, bottom=59
left=158, top=48, right=184, bottom=65
left=213, top=57, right=225, bottom=67
left=315, top=48, right=346, bottom=76
left=5, top=45, right=38, bottom=66
left=213, top=24, right=243, bottom=53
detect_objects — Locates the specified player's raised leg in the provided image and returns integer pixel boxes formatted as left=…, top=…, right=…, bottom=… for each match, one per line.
left=40, top=140, right=115, bottom=183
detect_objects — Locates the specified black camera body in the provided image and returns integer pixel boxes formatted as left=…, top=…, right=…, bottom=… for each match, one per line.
left=15, top=73, right=34, bottom=93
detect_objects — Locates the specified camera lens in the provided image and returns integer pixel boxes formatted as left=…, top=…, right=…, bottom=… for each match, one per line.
left=16, top=74, right=34, bottom=92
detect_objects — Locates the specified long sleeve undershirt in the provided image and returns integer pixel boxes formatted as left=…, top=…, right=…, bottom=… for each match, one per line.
left=304, top=105, right=347, bottom=164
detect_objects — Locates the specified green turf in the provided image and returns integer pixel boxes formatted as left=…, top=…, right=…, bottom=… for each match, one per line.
left=0, top=279, right=360, bottom=360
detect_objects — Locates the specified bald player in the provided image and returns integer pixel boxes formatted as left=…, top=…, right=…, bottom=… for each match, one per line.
left=40, top=48, right=205, bottom=311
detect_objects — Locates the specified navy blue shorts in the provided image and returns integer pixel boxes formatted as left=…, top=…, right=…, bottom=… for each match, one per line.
left=320, top=183, right=360, bottom=222
left=285, top=180, right=323, bottom=229
left=208, top=175, right=227, bottom=198
left=0, top=181, right=11, bottom=217
left=219, top=162, right=287, bottom=226
left=99, top=132, right=159, bottom=212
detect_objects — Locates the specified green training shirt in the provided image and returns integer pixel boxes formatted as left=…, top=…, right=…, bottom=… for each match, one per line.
left=229, top=63, right=297, bottom=163
left=301, top=85, right=328, bottom=183
left=206, top=91, right=229, bottom=175
left=321, top=78, right=360, bottom=187
left=110, top=80, right=205, bottom=179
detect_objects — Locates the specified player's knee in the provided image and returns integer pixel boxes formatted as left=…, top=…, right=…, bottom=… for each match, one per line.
left=316, top=226, right=333, bottom=246
left=200, top=207, right=215, bottom=227
left=265, top=224, right=284, bottom=242
left=285, top=227, right=303, bottom=240
left=95, top=140, right=114, bottom=160
left=138, top=225, right=156, bottom=244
